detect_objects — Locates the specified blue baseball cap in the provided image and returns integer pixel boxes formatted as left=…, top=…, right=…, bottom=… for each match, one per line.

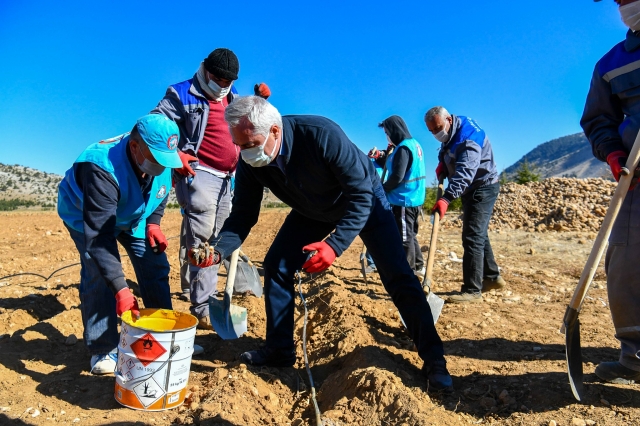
left=135, top=114, right=182, bottom=169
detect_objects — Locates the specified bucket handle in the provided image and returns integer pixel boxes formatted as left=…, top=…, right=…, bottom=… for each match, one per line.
left=115, top=344, right=181, bottom=386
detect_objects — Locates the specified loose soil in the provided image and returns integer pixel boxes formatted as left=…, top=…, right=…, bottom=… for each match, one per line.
left=0, top=210, right=638, bottom=425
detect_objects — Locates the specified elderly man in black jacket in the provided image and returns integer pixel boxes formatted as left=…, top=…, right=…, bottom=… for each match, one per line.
left=202, top=96, right=452, bottom=391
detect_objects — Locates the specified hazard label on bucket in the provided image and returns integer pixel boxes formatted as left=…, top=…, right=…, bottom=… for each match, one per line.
left=130, top=333, right=167, bottom=366
left=132, top=377, right=165, bottom=408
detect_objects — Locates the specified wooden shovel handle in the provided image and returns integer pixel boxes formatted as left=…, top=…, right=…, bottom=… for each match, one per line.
left=567, top=131, right=640, bottom=312
left=225, top=249, right=240, bottom=298
left=425, top=178, right=445, bottom=285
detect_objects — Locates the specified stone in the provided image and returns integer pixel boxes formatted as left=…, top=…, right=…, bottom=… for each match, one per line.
left=65, top=334, right=77, bottom=346
left=571, top=418, right=586, bottom=426
left=549, top=421, right=557, bottom=426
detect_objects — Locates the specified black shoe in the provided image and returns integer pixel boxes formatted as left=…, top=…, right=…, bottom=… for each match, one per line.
left=240, top=346, right=296, bottom=367
left=422, top=359, right=453, bottom=392
left=595, top=361, right=640, bottom=384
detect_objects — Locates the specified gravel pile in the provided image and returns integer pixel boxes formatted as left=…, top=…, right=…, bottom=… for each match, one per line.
left=442, top=178, right=617, bottom=232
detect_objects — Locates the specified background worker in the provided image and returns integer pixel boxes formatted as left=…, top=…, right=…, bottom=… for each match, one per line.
left=425, top=106, right=504, bottom=303
left=57, top=115, right=195, bottom=374
left=152, top=48, right=270, bottom=329
left=581, top=0, right=640, bottom=384
left=374, top=116, right=427, bottom=277
left=205, top=96, right=452, bottom=391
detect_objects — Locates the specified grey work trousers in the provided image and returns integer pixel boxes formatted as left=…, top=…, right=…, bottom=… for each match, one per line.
left=175, top=170, right=231, bottom=319
left=605, top=242, right=640, bottom=371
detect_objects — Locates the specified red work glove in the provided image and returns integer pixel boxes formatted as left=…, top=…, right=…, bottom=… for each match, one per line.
left=607, top=150, right=630, bottom=182
left=254, top=83, right=271, bottom=99
left=187, top=247, right=221, bottom=268
left=431, top=198, right=450, bottom=220
left=146, top=224, right=168, bottom=254
left=368, top=147, right=382, bottom=159
left=115, top=288, right=140, bottom=318
left=176, top=151, right=197, bottom=177
left=435, top=161, right=447, bottom=180
left=302, top=242, right=337, bottom=274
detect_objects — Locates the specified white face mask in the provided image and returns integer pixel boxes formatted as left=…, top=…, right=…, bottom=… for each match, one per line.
left=206, top=78, right=232, bottom=101
left=433, top=119, right=451, bottom=143
left=241, top=131, right=277, bottom=167
left=620, top=2, right=640, bottom=32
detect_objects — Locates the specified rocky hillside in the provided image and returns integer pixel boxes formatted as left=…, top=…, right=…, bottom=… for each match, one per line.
left=504, top=133, right=610, bottom=179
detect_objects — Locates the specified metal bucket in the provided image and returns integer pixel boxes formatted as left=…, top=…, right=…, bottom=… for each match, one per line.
left=114, top=308, right=198, bottom=411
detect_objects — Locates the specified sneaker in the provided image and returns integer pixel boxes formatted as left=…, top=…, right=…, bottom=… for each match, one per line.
left=447, top=292, right=482, bottom=304
left=422, top=359, right=453, bottom=392
left=193, top=344, right=204, bottom=356
left=415, top=267, right=426, bottom=279
left=482, top=276, right=506, bottom=293
left=595, top=361, right=640, bottom=384
left=90, top=351, right=118, bottom=375
left=240, top=346, right=296, bottom=367
left=197, top=316, right=213, bottom=331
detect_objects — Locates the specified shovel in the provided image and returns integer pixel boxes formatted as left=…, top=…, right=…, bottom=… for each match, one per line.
left=421, top=177, right=446, bottom=324
left=562, top=130, right=640, bottom=401
left=360, top=245, right=368, bottom=285
left=209, top=248, right=247, bottom=340
left=222, top=249, right=263, bottom=298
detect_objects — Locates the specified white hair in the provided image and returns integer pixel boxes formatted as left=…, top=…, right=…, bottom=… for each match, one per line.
left=224, top=96, right=283, bottom=135
left=424, top=106, right=451, bottom=122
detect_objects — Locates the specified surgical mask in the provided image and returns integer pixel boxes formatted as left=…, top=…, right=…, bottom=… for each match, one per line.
left=241, top=132, right=276, bottom=167
left=620, top=2, right=640, bottom=32
left=206, top=79, right=232, bottom=101
left=134, top=144, right=165, bottom=176
left=434, top=121, right=451, bottom=143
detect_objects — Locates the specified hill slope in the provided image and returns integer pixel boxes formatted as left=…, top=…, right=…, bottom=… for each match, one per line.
left=504, top=133, right=610, bottom=179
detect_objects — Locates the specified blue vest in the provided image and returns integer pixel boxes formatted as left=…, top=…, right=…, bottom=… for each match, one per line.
left=385, top=138, right=426, bottom=207
left=57, top=135, right=171, bottom=239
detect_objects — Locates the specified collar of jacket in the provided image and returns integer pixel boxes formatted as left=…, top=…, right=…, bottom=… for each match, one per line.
left=442, top=114, right=461, bottom=148
left=625, top=29, right=640, bottom=52
left=278, top=117, right=295, bottom=165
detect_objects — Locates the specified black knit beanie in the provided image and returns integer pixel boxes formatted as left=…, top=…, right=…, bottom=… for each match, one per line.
left=204, top=48, right=239, bottom=81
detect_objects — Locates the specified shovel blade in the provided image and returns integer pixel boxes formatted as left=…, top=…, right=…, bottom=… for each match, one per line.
left=426, top=292, right=444, bottom=324
left=564, top=307, right=584, bottom=401
left=209, top=296, right=248, bottom=340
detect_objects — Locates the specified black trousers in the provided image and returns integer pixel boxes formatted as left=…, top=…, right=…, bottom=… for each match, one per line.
left=392, top=205, right=425, bottom=271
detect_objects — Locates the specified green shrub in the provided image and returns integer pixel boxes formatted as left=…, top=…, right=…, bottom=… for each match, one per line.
left=0, top=198, right=36, bottom=211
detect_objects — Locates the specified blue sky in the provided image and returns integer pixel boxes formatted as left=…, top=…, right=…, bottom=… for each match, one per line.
left=0, top=0, right=628, bottom=176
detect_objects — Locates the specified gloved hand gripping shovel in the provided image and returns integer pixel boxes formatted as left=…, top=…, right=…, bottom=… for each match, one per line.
left=562, top=130, right=640, bottom=401
left=209, top=249, right=247, bottom=339
left=421, top=177, right=445, bottom=324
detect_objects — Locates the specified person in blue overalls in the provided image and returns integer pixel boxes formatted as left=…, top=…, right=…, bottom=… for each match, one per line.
left=581, top=0, right=640, bottom=384
left=57, top=115, right=196, bottom=375
left=425, top=106, right=504, bottom=303
left=204, top=96, right=453, bottom=391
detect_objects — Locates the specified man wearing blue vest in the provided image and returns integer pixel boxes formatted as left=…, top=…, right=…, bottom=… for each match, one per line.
left=425, top=107, right=503, bottom=303
left=57, top=114, right=194, bottom=375
left=581, top=0, right=640, bottom=384
left=207, top=96, right=452, bottom=391
left=375, top=116, right=426, bottom=276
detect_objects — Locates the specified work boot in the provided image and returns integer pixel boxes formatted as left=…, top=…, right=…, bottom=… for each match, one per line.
left=240, top=346, right=296, bottom=367
left=482, top=276, right=506, bottom=293
left=197, top=316, right=213, bottom=331
left=422, top=359, right=453, bottom=392
left=595, top=361, right=640, bottom=384
left=90, top=351, right=118, bottom=375
left=179, top=289, right=190, bottom=302
left=447, top=292, right=482, bottom=304
left=193, top=344, right=204, bottom=356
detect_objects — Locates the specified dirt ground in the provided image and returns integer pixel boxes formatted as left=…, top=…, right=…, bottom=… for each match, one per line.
left=0, top=209, right=639, bottom=426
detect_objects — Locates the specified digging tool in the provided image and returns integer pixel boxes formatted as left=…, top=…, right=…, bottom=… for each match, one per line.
left=223, top=249, right=263, bottom=297
left=421, top=177, right=446, bottom=324
left=209, top=249, right=247, bottom=339
left=562, top=130, right=640, bottom=401
left=360, top=245, right=368, bottom=285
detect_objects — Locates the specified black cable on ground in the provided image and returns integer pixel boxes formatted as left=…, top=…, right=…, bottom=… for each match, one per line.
left=0, top=235, right=180, bottom=283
